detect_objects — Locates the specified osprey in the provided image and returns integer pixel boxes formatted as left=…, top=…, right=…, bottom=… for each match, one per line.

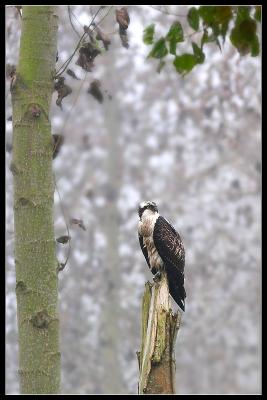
left=138, top=201, right=186, bottom=311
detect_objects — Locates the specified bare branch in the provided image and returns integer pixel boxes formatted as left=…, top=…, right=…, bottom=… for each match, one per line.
left=55, top=6, right=112, bottom=78
left=149, top=5, right=187, bottom=18
left=67, top=6, right=80, bottom=38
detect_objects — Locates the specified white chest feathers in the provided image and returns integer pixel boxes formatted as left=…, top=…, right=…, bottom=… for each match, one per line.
left=138, top=210, right=164, bottom=271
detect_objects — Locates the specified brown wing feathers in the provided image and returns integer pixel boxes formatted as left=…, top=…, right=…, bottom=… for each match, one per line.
left=153, top=216, right=186, bottom=311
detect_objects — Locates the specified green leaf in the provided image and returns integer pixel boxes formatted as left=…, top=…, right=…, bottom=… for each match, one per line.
left=199, top=6, right=233, bottom=45
left=251, top=35, right=260, bottom=56
left=173, top=54, right=197, bottom=75
left=187, top=7, right=199, bottom=31
left=166, top=22, right=184, bottom=55
left=215, top=37, right=222, bottom=52
left=230, top=18, right=258, bottom=56
left=212, top=23, right=220, bottom=37
left=215, top=6, right=233, bottom=25
left=239, top=19, right=257, bottom=40
left=230, top=27, right=249, bottom=55
left=201, top=29, right=209, bottom=49
left=166, top=21, right=184, bottom=42
left=148, top=38, right=168, bottom=59
left=143, top=24, right=155, bottom=45
left=236, top=6, right=251, bottom=25
left=199, top=6, right=216, bottom=25
left=221, top=19, right=230, bottom=43
left=169, top=40, right=177, bottom=56
left=217, top=7, right=232, bottom=42
left=254, top=6, right=261, bottom=22
left=199, top=6, right=233, bottom=26
left=157, top=60, right=166, bottom=73
left=192, top=42, right=205, bottom=63
left=211, top=24, right=222, bottom=51
left=201, top=28, right=217, bottom=49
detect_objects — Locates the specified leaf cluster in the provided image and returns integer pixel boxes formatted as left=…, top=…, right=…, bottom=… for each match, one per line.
left=143, top=6, right=261, bottom=75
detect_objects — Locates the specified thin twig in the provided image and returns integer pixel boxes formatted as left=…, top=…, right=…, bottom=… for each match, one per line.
left=53, top=73, right=87, bottom=271
left=54, top=6, right=112, bottom=78
left=70, top=7, right=83, bottom=27
left=61, top=72, right=87, bottom=132
left=88, top=6, right=103, bottom=28
left=92, top=6, right=113, bottom=29
left=55, top=6, right=103, bottom=78
left=184, top=28, right=205, bottom=39
left=55, top=33, right=86, bottom=78
left=149, top=5, right=187, bottom=18
left=68, top=6, right=80, bottom=38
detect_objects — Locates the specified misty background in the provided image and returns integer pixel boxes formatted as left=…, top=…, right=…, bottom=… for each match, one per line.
left=6, top=5, right=261, bottom=394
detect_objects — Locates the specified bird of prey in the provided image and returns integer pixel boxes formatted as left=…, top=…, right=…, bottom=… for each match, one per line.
left=138, top=201, right=186, bottom=311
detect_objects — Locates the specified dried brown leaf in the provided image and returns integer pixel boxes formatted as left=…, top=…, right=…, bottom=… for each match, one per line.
left=76, top=42, right=101, bottom=72
left=92, top=23, right=111, bottom=50
left=116, top=8, right=130, bottom=49
left=115, top=7, right=130, bottom=30
left=66, top=68, right=80, bottom=80
left=52, top=134, right=64, bottom=159
left=119, top=29, right=129, bottom=49
left=56, top=235, right=71, bottom=244
left=70, top=218, right=86, bottom=231
left=54, top=77, right=72, bottom=110
left=88, top=79, right=103, bottom=103
left=6, top=64, right=16, bottom=78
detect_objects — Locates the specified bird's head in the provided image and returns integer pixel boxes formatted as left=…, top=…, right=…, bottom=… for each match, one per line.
left=138, top=201, right=158, bottom=219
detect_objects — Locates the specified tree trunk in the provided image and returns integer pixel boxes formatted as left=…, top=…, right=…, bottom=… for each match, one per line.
left=96, top=12, right=126, bottom=394
left=11, top=6, right=60, bottom=394
left=137, top=273, right=181, bottom=394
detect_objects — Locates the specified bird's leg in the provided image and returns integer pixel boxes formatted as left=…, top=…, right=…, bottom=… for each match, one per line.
left=153, top=271, right=162, bottom=282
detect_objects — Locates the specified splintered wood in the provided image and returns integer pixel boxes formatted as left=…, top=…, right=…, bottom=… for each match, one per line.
left=137, top=273, right=181, bottom=394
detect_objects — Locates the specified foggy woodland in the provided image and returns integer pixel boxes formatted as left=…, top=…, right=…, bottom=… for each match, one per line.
left=6, top=5, right=261, bottom=394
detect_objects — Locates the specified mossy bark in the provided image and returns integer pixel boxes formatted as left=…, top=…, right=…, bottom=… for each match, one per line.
left=11, top=6, right=60, bottom=394
left=137, top=273, right=181, bottom=394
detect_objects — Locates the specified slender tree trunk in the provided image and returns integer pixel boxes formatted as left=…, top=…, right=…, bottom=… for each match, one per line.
left=11, top=6, right=60, bottom=394
left=137, top=273, right=181, bottom=394
left=96, top=13, right=126, bottom=394
left=99, top=60, right=125, bottom=395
